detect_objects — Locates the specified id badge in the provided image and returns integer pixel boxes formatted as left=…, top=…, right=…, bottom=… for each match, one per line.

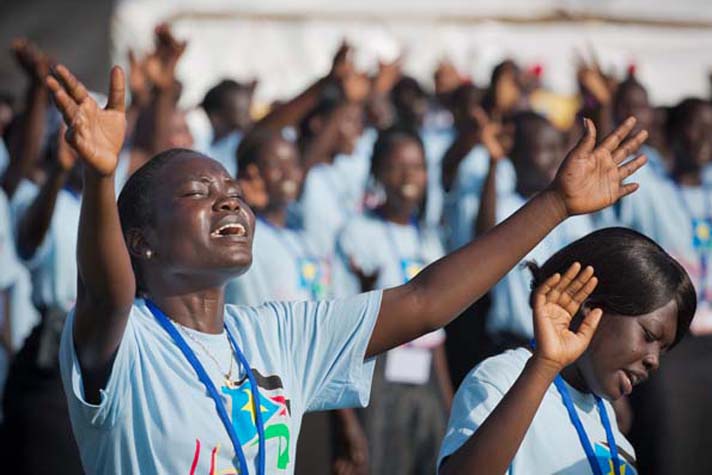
left=400, top=258, right=424, bottom=283
left=692, top=218, right=712, bottom=250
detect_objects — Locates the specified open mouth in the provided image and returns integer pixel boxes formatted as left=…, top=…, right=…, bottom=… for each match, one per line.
left=281, top=180, right=298, bottom=196
left=400, top=183, right=420, bottom=199
left=620, top=369, right=646, bottom=396
left=210, top=223, right=247, bottom=238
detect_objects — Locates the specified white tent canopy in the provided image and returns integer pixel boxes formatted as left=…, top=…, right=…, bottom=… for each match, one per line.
left=112, top=0, right=712, bottom=107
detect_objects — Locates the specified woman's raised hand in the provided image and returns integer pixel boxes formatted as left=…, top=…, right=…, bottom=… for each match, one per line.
left=550, top=116, right=648, bottom=216
left=46, top=65, right=126, bottom=177
left=532, top=262, right=603, bottom=371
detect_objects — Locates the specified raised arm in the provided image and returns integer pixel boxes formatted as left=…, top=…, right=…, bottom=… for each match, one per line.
left=1, top=39, right=50, bottom=198
left=46, top=65, right=134, bottom=397
left=440, top=263, right=602, bottom=475
left=255, top=42, right=352, bottom=132
left=473, top=108, right=506, bottom=236
left=367, top=117, right=647, bottom=357
left=16, top=125, right=76, bottom=260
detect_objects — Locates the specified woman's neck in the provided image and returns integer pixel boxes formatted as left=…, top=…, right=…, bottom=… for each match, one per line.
left=148, top=287, right=226, bottom=334
left=560, top=363, right=591, bottom=394
left=377, top=199, right=416, bottom=225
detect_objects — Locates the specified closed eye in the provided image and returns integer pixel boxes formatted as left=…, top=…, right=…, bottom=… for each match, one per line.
left=642, top=326, right=657, bottom=343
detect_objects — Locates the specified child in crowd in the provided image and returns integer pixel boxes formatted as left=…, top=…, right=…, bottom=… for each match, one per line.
left=334, top=127, right=453, bottom=475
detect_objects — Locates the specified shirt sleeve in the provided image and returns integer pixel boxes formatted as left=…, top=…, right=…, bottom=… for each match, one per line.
left=437, top=352, right=524, bottom=471
left=267, top=290, right=383, bottom=412
left=59, top=306, right=138, bottom=429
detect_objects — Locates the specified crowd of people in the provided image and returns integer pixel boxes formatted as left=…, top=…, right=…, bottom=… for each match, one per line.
left=0, top=22, right=710, bottom=475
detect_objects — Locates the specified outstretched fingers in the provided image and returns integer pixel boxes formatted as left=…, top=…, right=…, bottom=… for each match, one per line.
left=571, top=118, right=597, bottom=156
left=565, top=273, right=597, bottom=316
left=533, top=272, right=562, bottom=309
left=618, top=154, right=648, bottom=181
left=46, top=75, right=77, bottom=124
left=52, top=64, right=89, bottom=104
left=548, top=262, right=582, bottom=304
left=600, top=116, right=636, bottom=152
left=106, top=66, right=126, bottom=112
left=612, top=129, right=648, bottom=164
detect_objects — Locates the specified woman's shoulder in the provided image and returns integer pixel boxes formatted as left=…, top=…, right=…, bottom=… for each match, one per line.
left=462, top=347, right=533, bottom=393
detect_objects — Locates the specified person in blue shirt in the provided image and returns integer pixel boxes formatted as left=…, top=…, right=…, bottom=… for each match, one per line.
left=199, top=79, right=257, bottom=177
left=616, top=97, right=712, bottom=475
left=476, top=111, right=594, bottom=349
left=47, top=63, right=646, bottom=475
left=1, top=124, right=84, bottom=474
left=439, top=228, right=695, bottom=475
left=334, top=126, right=454, bottom=475
left=225, top=129, right=330, bottom=305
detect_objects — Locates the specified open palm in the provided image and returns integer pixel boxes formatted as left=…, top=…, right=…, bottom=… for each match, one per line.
left=553, top=117, right=647, bottom=216
left=46, top=64, right=126, bottom=176
left=533, top=262, right=603, bottom=370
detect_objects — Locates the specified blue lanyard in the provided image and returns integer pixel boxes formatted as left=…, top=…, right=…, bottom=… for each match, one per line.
left=257, top=216, right=321, bottom=300
left=379, top=213, right=424, bottom=284
left=672, top=183, right=712, bottom=303
left=146, top=300, right=265, bottom=475
left=553, top=376, right=621, bottom=475
left=529, top=341, right=620, bottom=475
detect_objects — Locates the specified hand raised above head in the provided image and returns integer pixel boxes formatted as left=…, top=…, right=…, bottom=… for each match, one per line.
left=532, top=262, right=603, bottom=371
left=11, top=38, right=50, bottom=83
left=46, top=65, right=126, bottom=177
left=548, top=116, right=648, bottom=217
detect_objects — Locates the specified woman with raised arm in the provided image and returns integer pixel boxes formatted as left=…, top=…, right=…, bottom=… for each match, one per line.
left=438, top=228, right=695, bottom=475
left=47, top=63, right=645, bottom=475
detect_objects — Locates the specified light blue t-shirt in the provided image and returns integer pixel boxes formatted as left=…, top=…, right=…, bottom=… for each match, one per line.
left=421, top=127, right=455, bottom=229
left=10, top=179, right=80, bottom=314
left=333, top=211, right=444, bottom=296
left=225, top=218, right=332, bottom=306
left=442, top=145, right=516, bottom=251
left=438, top=348, right=637, bottom=475
left=0, top=137, right=8, bottom=176
left=299, top=129, right=379, bottom=256
left=333, top=211, right=447, bottom=368
left=592, top=145, right=668, bottom=229
left=60, top=291, right=382, bottom=475
left=488, top=193, right=594, bottom=338
left=0, top=189, right=41, bottom=407
left=617, top=173, right=712, bottom=332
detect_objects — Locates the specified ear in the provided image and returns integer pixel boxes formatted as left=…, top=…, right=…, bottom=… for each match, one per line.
left=126, top=228, right=153, bottom=261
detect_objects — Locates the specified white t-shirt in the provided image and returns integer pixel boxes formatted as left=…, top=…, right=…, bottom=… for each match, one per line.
left=439, top=348, right=638, bottom=475
left=60, top=291, right=382, bottom=475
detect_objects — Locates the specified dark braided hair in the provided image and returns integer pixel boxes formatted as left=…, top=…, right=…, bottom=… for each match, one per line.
left=526, top=227, right=696, bottom=347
